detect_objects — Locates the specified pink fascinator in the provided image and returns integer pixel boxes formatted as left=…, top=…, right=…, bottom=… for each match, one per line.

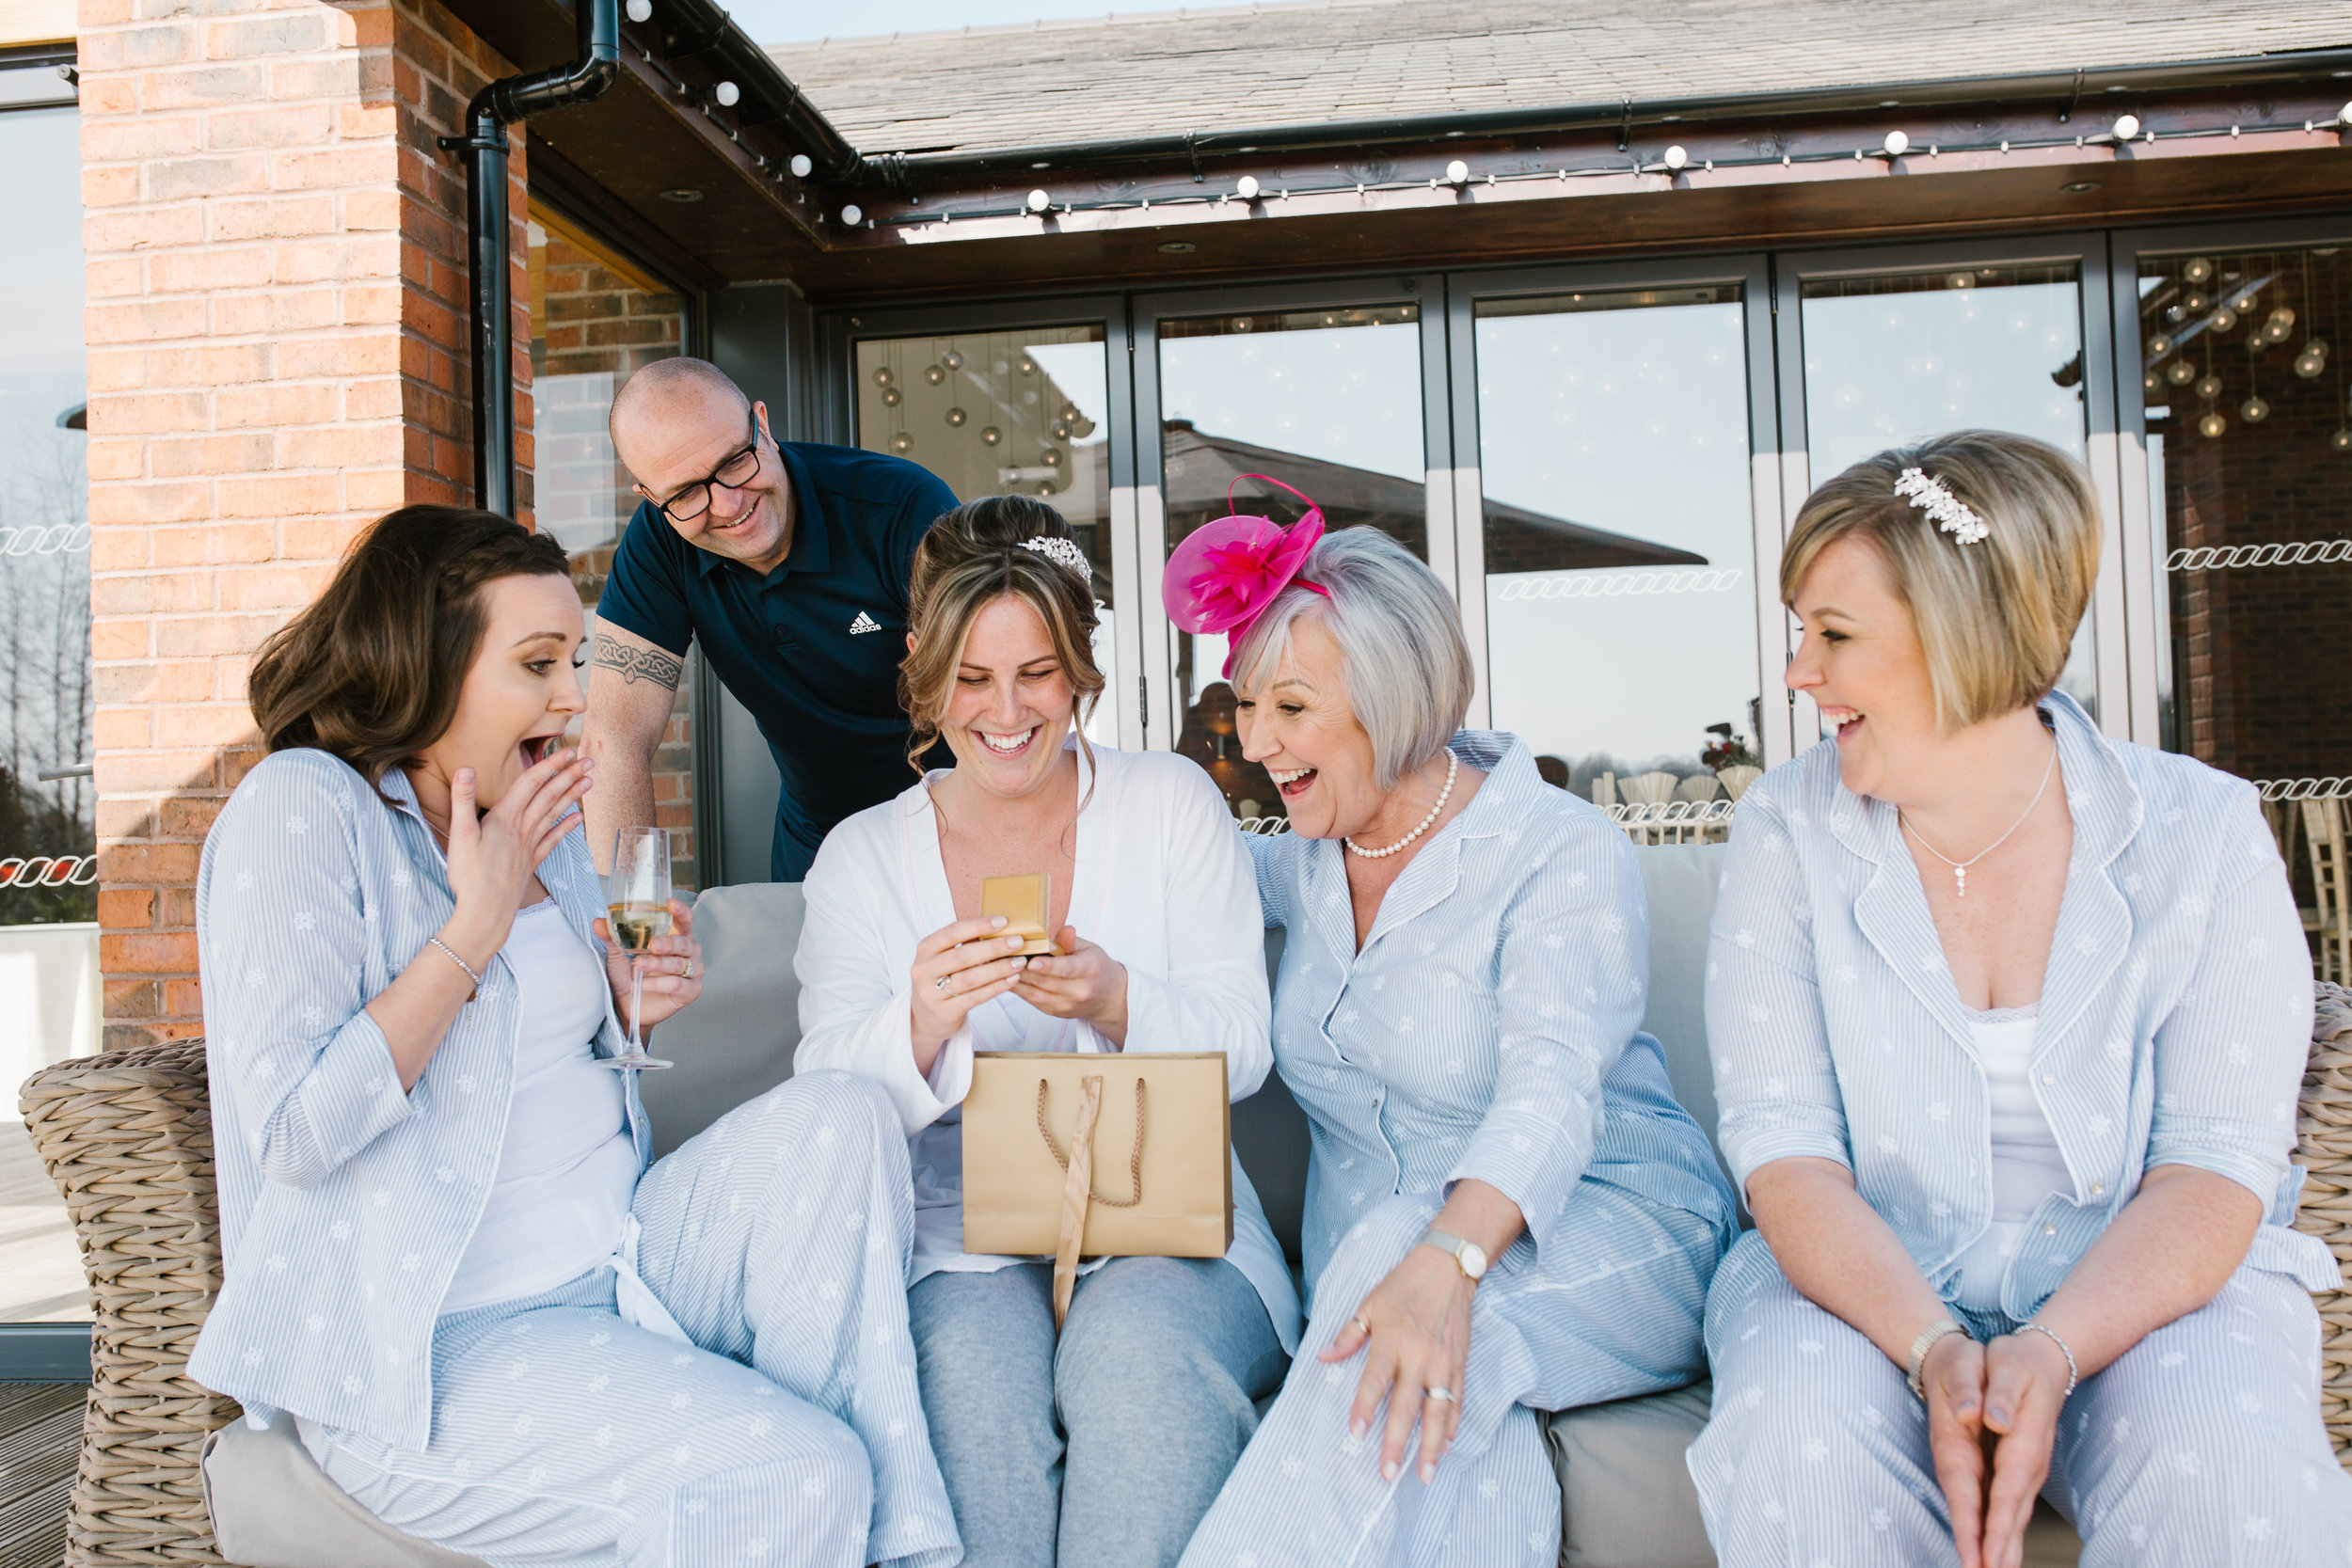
left=1161, top=474, right=1331, bottom=678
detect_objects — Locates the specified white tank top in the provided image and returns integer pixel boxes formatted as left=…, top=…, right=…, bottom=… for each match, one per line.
left=1952, top=1003, right=2073, bottom=1312
left=441, top=899, right=639, bottom=1313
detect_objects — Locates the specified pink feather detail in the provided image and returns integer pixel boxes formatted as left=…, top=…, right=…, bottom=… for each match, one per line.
left=1160, top=474, right=1329, bottom=676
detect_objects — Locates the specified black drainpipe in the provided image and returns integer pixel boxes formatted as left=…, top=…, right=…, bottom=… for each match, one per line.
left=440, top=0, right=621, bottom=516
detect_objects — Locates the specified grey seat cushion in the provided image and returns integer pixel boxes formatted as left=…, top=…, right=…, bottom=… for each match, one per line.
left=201, top=1418, right=488, bottom=1568
left=636, top=881, right=808, bottom=1158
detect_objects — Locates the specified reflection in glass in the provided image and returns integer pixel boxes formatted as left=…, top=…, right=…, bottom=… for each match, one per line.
left=1475, top=287, right=1760, bottom=804
left=525, top=214, right=699, bottom=887
left=852, top=326, right=1118, bottom=746
left=2140, top=245, right=2352, bottom=795
left=1157, top=305, right=1424, bottom=819
left=1801, top=263, right=2095, bottom=713
left=0, top=89, right=94, bottom=1326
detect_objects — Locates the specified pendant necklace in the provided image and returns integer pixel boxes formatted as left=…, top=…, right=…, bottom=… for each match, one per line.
left=1345, top=751, right=1458, bottom=859
left=1898, top=742, right=2057, bottom=899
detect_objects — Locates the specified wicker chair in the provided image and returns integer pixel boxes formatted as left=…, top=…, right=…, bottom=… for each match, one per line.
left=22, top=993, right=2352, bottom=1564
left=19, top=1037, right=239, bottom=1566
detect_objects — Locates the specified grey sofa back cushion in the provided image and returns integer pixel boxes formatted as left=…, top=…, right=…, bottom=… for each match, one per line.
left=649, top=843, right=1730, bottom=1249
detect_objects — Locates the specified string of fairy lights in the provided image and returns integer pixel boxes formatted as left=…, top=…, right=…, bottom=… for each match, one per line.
left=2141, top=247, right=2352, bottom=451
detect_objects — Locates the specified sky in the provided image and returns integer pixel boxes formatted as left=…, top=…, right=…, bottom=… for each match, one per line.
left=739, top=0, right=1165, bottom=44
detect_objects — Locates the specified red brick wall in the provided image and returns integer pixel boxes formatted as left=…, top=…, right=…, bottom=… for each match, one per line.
left=2152, top=248, right=2352, bottom=784
left=80, top=0, right=532, bottom=1049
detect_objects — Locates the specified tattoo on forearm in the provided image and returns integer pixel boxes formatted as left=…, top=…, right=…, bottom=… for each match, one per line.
left=594, top=638, right=683, bottom=690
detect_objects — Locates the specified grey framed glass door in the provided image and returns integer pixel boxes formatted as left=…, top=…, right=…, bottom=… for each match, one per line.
left=1443, top=257, right=1787, bottom=795
left=1772, top=235, right=2127, bottom=742
left=1132, top=278, right=1453, bottom=818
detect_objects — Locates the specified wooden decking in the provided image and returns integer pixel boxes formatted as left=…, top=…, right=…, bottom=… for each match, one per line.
left=0, top=1384, right=77, bottom=1568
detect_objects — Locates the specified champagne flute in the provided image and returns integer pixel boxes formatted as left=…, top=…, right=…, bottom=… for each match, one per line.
left=603, top=827, right=675, bottom=1070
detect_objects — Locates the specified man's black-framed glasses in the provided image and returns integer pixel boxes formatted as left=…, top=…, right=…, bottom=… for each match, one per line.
left=650, top=420, right=764, bottom=523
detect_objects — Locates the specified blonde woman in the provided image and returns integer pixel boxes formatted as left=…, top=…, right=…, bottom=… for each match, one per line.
left=1692, top=430, right=2352, bottom=1567
left=793, top=497, right=1302, bottom=1568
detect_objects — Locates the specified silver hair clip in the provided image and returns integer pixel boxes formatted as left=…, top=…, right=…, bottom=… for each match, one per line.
left=1894, top=467, right=1989, bottom=546
left=1019, top=536, right=1092, bottom=578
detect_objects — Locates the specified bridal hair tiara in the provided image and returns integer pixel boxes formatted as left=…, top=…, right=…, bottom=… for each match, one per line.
left=1894, top=467, right=1990, bottom=546
left=1019, top=535, right=1092, bottom=578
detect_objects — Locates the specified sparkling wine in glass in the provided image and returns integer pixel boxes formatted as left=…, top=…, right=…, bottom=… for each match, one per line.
left=604, top=827, right=675, bottom=1070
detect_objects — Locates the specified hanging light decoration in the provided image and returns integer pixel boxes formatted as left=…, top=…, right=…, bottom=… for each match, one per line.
left=890, top=432, right=914, bottom=453
left=924, top=363, right=946, bottom=385
left=2200, top=410, right=2228, bottom=437
left=1058, top=401, right=1082, bottom=422
left=2264, top=307, right=2296, bottom=343
left=1018, top=355, right=1038, bottom=376
left=2184, top=291, right=2210, bottom=313
left=2209, top=307, right=2237, bottom=332
left=1039, top=447, right=1064, bottom=469
left=2147, top=333, right=2174, bottom=357
left=941, top=349, right=965, bottom=372
left=2184, top=257, right=2215, bottom=283
left=1050, top=420, right=1072, bottom=440
left=979, top=426, right=1003, bottom=446
left=872, top=366, right=894, bottom=387
left=2297, top=343, right=2329, bottom=378
left=2333, top=428, right=2352, bottom=451
left=2143, top=371, right=2162, bottom=393
left=882, top=387, right=902, bottom=407
left=2194, top=372, right=2223, bottom=401
left=2166, top=358, right=2197, bottom=385
left=946, top=406, right=967, bottom=427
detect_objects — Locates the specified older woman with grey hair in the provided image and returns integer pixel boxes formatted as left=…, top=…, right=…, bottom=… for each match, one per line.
left=1172, top=524, right=1737, bottom=1568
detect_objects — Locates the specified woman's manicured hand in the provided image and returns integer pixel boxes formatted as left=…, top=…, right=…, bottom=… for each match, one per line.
left=1011, top=927, right=1130, bottom=1044
left=1977, top=1332, right=2070, bottom=1568
left=1922, top=1328, right=2067, bottom=1568
left=1320, top=1243, right=1475, bottom=1485
left=593, top=896, right=702, bottom=1032
left=910, top=915, right=1031, bottom=1067
left=441, top=750, right=592, bottom=958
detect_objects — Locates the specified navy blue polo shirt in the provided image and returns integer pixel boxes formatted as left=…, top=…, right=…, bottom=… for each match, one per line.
left=597, top=441, right=957, bottom=882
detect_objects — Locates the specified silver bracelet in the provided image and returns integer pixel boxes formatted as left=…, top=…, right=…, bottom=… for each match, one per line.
left=2014, top=1321, right=2080, bottom=1396
left=426, top=936, right=483, bottom=997
left=1906, top=1317, right=1972, bottom=1401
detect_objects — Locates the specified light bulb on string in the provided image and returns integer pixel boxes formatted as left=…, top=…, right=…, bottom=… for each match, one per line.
left=2184, top=257, right=2215, bottom=283
left=2184, top=291, right=2209, bottom=313
left=2143, top=371, right=2162, bottom=393
left=2194, top=373, right=2222, bottom=401
left=2199, top=410, right=2227, bottom=438
left=924, top=364, right=946, bottom=385
left=1018, top=356, right=1037, bottom=376
left=890, top=432, right=914, bottom=453
left=2265, top=307, right=2296, bottom=342
left=882, top=387, right=902, bottom=407
left=945, top=407, right=967, bottom=427
left=2166, top=358, right=2196, bottom=385
left=2241, top=394, right=2269, bottom=421
left=1050, top=420, right=1071, bottom=440
left=2213, top=305, right=2240, bottom=331
left=2297, top=344, right=2329, bottom=378
left=872, top=366, right=894, bottom=387
left=979, top=426, right=1002, bottom=446
left=1059, top=402, right=1082, bottom=422
left=2147, top=333, right=2174, bottom=357
left=2333, top=428, right=2352, bottom=451
left=1040, top=448, right=1064, bottom=469
left=941, top=349, right=964, bottom=372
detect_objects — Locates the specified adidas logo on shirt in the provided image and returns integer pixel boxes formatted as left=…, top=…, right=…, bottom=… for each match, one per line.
left=848, top=611, right=882, bottom=636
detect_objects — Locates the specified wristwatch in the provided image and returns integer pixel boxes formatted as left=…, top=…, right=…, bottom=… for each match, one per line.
left=1417, top=1227, right=1488, bottom=1282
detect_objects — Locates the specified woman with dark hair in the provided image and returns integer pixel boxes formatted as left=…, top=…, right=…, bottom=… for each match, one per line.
left=794, top=496, right=1301, bottom=1568
left=191, top=506, right=959, bottom=1568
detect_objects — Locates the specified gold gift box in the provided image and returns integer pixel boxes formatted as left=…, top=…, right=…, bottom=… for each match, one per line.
left=980, top=872, right=1060, bottom=956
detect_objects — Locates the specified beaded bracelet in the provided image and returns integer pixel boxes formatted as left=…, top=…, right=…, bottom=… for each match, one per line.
left=2014, top=1321, right=2080, bottom=1396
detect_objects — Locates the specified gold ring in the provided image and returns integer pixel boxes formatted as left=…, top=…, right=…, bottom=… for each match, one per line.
left=1350, top=1315, right=1371, bottom=1338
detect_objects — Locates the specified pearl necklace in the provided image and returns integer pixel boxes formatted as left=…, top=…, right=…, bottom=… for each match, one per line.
left=1344, top=751, right=1458, bottom=859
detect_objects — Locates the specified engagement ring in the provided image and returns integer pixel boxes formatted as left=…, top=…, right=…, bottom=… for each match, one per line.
left=1424, top=1386, right=1454, bottom=1404
left=1350, top=1316, right=1371, bottom=1338
left=933, top=974, right=951, bottom=992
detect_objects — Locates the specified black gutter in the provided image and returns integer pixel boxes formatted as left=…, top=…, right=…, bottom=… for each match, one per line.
left=641, top=0, right=866, bottom=184
left=440, top=0, right=621, bottom=516
left=858, top=47, right=2352, bottom=182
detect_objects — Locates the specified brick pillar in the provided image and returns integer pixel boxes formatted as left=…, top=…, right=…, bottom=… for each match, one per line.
left=79, top=0, right=531, bottom=1049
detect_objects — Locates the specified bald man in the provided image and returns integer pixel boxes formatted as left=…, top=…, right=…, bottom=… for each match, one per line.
left=584, top=357, right=957, bottom=881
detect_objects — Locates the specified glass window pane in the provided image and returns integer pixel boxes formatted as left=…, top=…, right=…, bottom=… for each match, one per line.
left=1800, top=263, right=2096, bottom=714
left=0, top=89, right=94, bottom=1325
left=1474, top=285, right=1760, bottom=809
left=525, top=216, right=698, bottom=886
left=851, top=327, right=1119, bottom=747
left=2137, top=243, right=2352, bottom=796
left=1157, top=304, right=1424, bottom=821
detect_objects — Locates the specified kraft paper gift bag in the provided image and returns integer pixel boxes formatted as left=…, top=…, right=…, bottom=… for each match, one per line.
left=962, top=1051, right=1232, bottom=1327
